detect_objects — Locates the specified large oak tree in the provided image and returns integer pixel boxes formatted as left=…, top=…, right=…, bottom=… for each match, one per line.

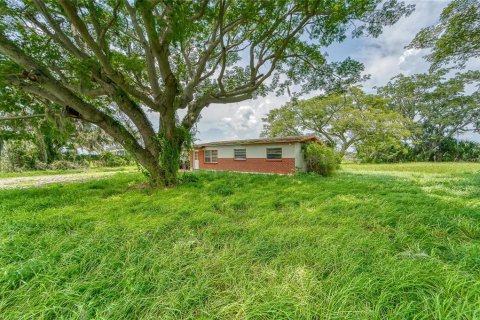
left=378, top=70, right=480, bottom=160
left=261, top=87, right=411, bottom=157
left=0, top=0, right=413, bottom=186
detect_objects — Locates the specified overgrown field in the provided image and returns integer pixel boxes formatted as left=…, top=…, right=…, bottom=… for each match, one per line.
left=1, top=163, right=479, bottom=319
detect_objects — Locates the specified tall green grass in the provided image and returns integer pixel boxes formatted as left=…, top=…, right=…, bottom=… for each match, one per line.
left=0, top=165, right=479, bottom=319
left=343, top=162, right=480, bottom=174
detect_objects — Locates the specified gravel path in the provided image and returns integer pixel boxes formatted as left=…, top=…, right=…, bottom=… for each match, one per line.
left=0, top=171, right=126, bottom=189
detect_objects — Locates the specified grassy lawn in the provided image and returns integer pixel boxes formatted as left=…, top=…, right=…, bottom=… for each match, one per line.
left=343, top=161, right=480, bottom=174
left=0, top=163, right=479, bottom=319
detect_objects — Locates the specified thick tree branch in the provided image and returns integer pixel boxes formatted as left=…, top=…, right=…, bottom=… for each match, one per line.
left=58, top=0, right=158, bottom=110
left=139, top=0, right=178, bottom=110
left=31, top=0, right=89, bottom=60
left=124, top=1, right=162, bottom=101
left=0, top=114, right=46, bottom=121
left=0, top=31, right=157, bottom=169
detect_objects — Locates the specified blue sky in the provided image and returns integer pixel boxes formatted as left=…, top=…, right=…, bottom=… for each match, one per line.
left=186, top=0, right=479, bottom=143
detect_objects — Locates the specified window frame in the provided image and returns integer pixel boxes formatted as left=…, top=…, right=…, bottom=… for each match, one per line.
left=266, top=147, right=282, bottom=160
left=233, top=148, right=247, bottom=160
left=204, top=149, right=218, bottom=163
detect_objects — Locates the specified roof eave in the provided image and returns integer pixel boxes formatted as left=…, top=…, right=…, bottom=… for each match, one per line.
left=193, top=135, right=319, bottom=149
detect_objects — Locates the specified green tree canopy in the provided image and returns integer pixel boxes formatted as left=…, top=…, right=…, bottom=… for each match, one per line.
left=0, top=0, right=414, bottom=185
left=0, top=85, right=76, bottom=163
left=408, top=0, right=480, bottom=70
left=377, top=70, right=480, bottom=160
left=1, top=84, right=116, bottom=164
left=262, top=87, right=411, bottom=157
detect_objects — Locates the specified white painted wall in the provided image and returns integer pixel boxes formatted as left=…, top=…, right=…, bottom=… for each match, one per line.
left=203, top=143, right=294, bottom=158
left=202, top=142, right=307, bottom=172
left=294, top=143, right=306, bottom=171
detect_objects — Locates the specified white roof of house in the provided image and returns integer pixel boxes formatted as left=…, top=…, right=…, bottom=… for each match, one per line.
left=194, top=135, right=318, bottom=148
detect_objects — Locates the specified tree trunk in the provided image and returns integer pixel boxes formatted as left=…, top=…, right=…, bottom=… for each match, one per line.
left=338, top=141, right=352, bottom=159
left=338, top=146, right=348, bottom=159
left=156, top=109, right=184, bottom=187
left=114, top=135, right=182, bottom=188
left=145, top=160, right=164, bottom=187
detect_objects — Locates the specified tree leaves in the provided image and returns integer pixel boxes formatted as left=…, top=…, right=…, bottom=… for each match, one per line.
left=408, top=0, right=480, bottom=70
left=0, top=0, right=415, bottom=183
left=378, top=70, right=480, bottom=160
left=262, top=87, right=411, bottom=156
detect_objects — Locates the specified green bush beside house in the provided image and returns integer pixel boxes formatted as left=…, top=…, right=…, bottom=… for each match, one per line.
left=303, top=142, right=340, bottom=176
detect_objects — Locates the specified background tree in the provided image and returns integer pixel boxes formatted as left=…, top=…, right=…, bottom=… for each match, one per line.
left=0, top=0, right=414, bottom=186
left=408, top=0, right=480, bottom=70
left=435, top=137, right=480, bottom=162
left=378, top=70, right=480, bottom=161
left=1, top=84, right=119, bottom=170
left=71, top=122, right=117, bottom=155
left=262, top=87, right=411, bottom=158
left=0, top=86, right=75, bottom=165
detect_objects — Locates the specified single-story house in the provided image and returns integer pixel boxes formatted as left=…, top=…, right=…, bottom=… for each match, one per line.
left=190, top=135, right=319, bottom=174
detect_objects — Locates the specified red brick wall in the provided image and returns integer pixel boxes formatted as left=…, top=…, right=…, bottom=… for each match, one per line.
left=190, top=150, right=194, bottom=169
left=191, top=150, right=295, bottom=174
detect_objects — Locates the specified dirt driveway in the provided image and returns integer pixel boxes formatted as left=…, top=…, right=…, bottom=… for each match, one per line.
left=0, top=171, right=127, bottom=190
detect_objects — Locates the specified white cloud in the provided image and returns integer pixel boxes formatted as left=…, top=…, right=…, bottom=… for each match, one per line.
left=398, top=48, right=422, bottom=65
left=353, top=0, right=449, bottom=90
left=193, top=94, right=294, bottom=142
left=222, top=106, right=257, bottom=134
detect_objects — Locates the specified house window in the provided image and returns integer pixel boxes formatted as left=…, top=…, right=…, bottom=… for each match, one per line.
left=234, top=148, right=246, bottom=160
left=194, top=151, right=198, bottom=160
left=204, top=150, right=218, bottom=163
left=266, top=147, right=282, bottom=160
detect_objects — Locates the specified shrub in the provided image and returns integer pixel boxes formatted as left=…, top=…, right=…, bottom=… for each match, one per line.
left=2, top=140, right=39, bottom=171
left=179, top=172, right=200, bottom=184
left=435, top=138, right=480, bottom=162
left=356, top=142, right=411, bottom=163
left=48, top=160, right=87, bottom=170
left=99, top=152, right=128, bottom=167
left=304, top=142, right=339, bottom=176
left=33, top=161, right=48, bottom=170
